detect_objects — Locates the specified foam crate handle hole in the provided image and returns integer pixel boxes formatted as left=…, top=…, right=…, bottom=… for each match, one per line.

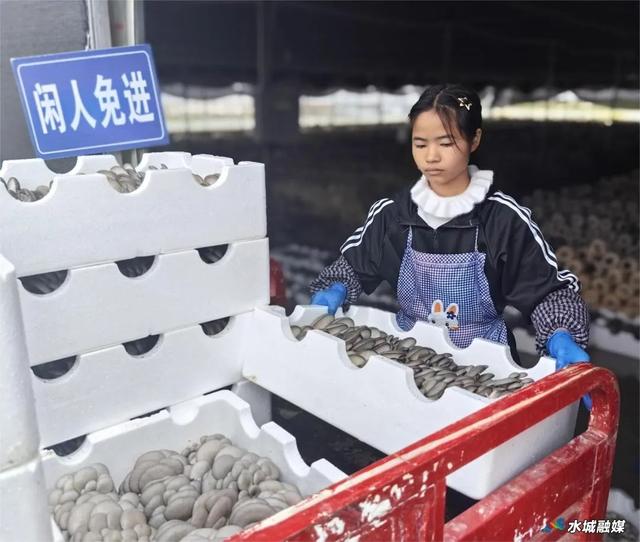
left=190, top=154, right=235, bottom=178
left=199, top=316, right=231, bottom=336
left=115, top=255, right=157, bottom=278
left=137, top=151, right=191, bottom=171
left=96, top=167, right=146, bottom=194
left=122, top=334, right=162, bottom=357
left=71, top=154, right=120, bottom=174
left=46, top=435, right=87, bottom=458
left=0, top=157, right=61, bottom=188
left=19, top=270, right=69, bottom=294
left=0, top=176, right=52, bottom=203
left=196, top=244, right=229, bottom=264
left=31, top=356, right=78, bottom=381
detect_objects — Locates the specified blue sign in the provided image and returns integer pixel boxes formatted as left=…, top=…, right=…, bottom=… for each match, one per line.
left=12, top=45, right=169, bottom=159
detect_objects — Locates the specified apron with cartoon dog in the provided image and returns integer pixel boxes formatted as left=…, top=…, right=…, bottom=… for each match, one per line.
left=396, top=227, right=508, bottom=348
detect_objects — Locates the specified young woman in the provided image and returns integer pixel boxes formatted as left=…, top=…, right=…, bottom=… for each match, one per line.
left=310, top=84, right=591, bottom=403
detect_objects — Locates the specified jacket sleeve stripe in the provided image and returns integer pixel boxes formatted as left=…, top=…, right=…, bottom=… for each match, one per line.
left=490, top=192, right=560, bottom=264
left=491, top=191, right=565, bottom=267
left=341, top=198, right=391, bottom=246
left=488, top=192, right=580, bottom=291
left=340, top=198, right=394, bottom=253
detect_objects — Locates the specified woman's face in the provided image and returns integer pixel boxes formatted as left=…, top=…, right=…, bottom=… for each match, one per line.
left=411, top=109, right=480, bottom=196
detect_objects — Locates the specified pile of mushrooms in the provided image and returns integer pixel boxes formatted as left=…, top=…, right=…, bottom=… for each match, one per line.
left=49, top=434, right=303, bottom=541
left=291, top=314, right=534, bottom=400
left=0, top=162, right=221, bottom=202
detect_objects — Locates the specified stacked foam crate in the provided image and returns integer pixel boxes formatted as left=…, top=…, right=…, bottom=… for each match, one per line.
left=0, top=252, right=52, bottom=540
left=0, top=152, right=345, bottom=541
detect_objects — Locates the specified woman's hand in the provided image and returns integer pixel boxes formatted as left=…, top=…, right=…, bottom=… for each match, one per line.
left=311, top=283, right=347, bottom=315
left=547, top=330, right=592, bottom=410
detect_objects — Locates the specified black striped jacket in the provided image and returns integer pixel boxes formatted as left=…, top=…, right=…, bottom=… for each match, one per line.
left=311, top=186, right=589, bottom=356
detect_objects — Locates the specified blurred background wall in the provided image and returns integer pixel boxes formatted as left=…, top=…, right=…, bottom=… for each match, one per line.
left=142, top=1, right=639, bottom=249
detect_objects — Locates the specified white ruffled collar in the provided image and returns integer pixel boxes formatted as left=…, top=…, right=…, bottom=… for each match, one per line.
left=410, top=165, right=493, bottom=219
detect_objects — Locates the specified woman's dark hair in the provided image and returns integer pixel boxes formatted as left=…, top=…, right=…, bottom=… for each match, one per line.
left=408, top=84, right=482, bottom=146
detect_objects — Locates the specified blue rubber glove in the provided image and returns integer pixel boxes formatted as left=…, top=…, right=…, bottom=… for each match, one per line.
left=311, top=283, right=347, bottom=315
left=547, top=330, right=592, bottom=410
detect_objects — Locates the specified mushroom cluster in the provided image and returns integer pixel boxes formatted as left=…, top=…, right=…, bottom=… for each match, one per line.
left=291, top=314, right=534, bottom=400
left=0, top=176, right=50, bottom=201
left=49, top=434, right=303, bottom=541
left=0, top=162, right=221, bottom=202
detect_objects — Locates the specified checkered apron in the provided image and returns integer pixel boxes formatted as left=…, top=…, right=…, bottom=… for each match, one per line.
left=396, top=227, right=508, bottom=348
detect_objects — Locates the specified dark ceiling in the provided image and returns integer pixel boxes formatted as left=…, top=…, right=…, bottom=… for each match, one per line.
left=145, top=1, right=639, bottom=92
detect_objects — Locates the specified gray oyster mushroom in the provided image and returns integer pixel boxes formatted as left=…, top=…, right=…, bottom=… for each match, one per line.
left=73, top=492, right=144, bottom=539
left=192, top=173, right=221, bottom=187
left=254, top=480, right=303, bottom=509
left=181, top=525, right=243, bottom=542
left=290, top=316, right=535, bottom=401
left=209, top=446, right=244, bottom=481
left=63, top=491, right=147, bottom=540
left=0, top=175, right=52, bottom=202
left=227, top=497, right=281, bottom=528
left=51, top=434, right=306, bottom=542
left=1, top=159, right=229, bottom=205
left=182, top=435, right=233, bottom=481
left=50, top=464, right=117, bottom=532
left=97, top=164, right=151, bottom=194
left=71, top=521, right=153, bottom=542
left=201, top=449, right=280, bottom=495
left=120, top=450, right=188, bottom=494
left=139, top=474, right=200, bottom=528
left=49, top=464, right=115, bottom=507
left=190, top=488, right=238, bottom=529
left=155, top=519, right=196, bottom=542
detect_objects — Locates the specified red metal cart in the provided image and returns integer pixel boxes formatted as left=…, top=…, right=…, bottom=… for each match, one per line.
left=230, top=363, right=619, bottom=542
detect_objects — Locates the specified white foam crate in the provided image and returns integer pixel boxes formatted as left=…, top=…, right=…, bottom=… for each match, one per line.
left=0, top=153, right=266, bottom=277
left=243, top=304, right=579, bottom=499
left=42, top=390, right=347, bottom=541
left=21, top=238, right=269, bottom=365
left=0, top=457, right=52, bottom=542
left=32, top=315, right=252, bottom=448
left=0, top=256, right=40, bottom=471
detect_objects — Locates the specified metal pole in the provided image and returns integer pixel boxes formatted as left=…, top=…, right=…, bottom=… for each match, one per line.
left=108, top=0, right=145, bottom=166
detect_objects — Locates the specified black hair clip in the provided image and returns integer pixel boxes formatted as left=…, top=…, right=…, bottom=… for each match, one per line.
left=457, top=96, right=472, bottom=111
